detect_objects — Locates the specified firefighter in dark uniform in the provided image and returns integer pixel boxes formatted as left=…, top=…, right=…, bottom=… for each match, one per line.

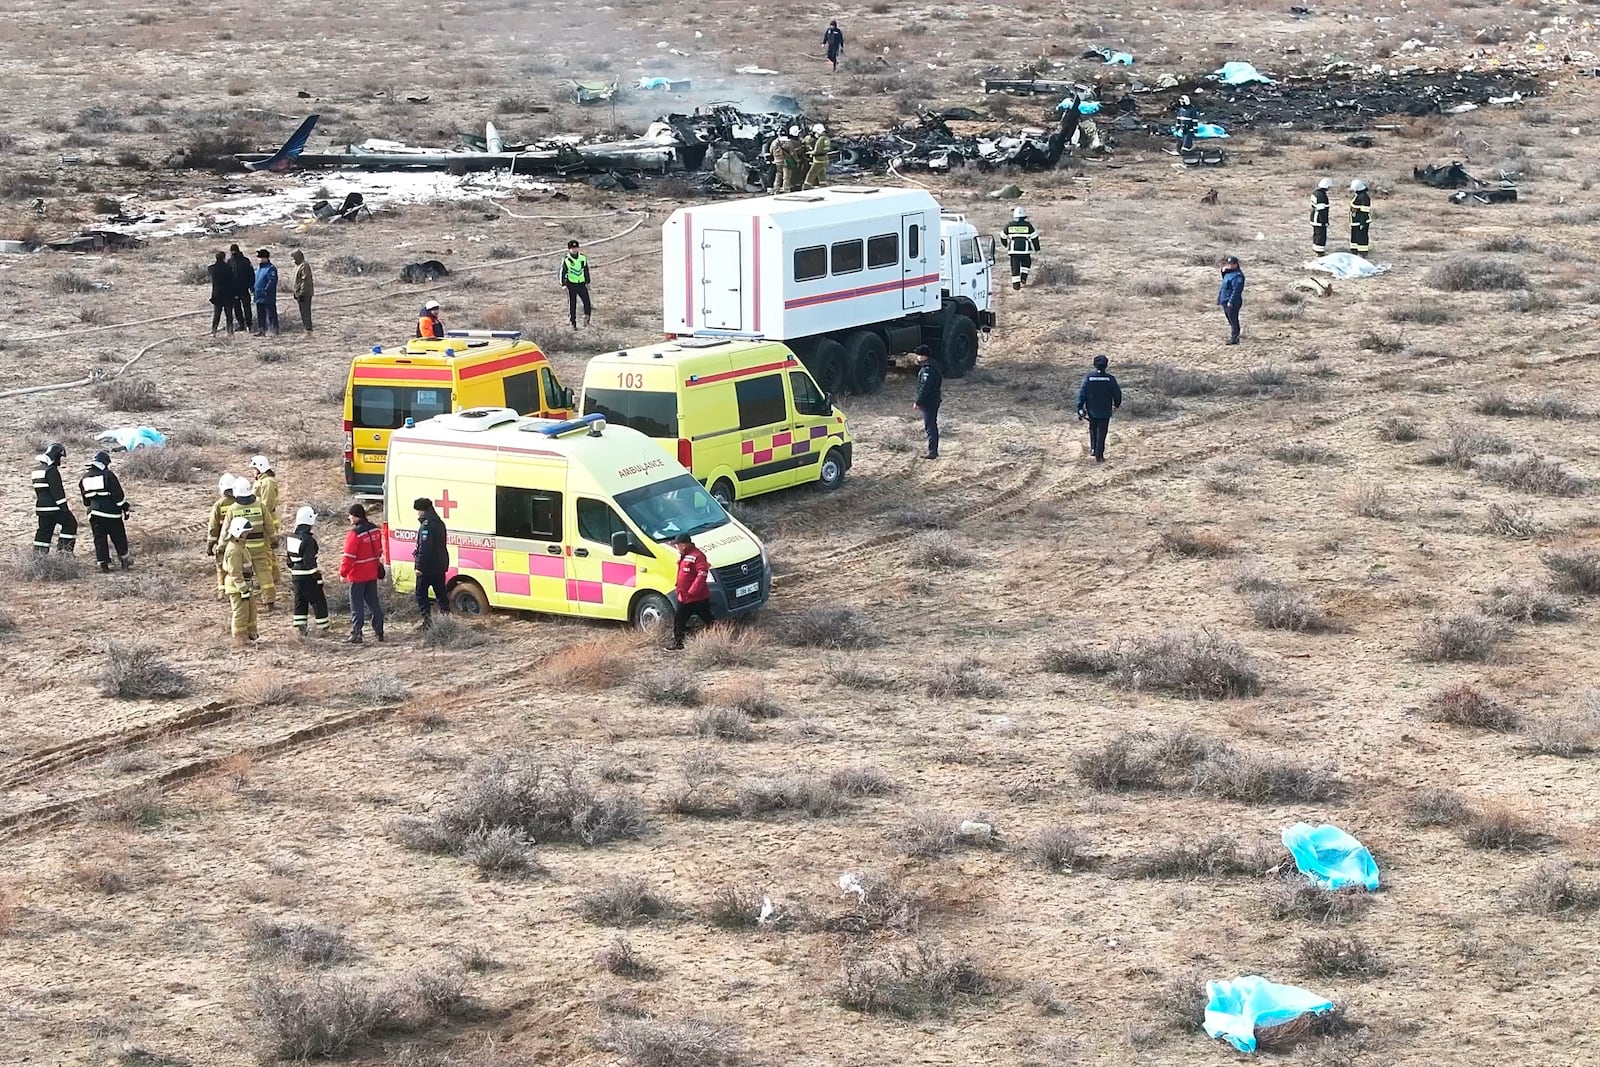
left=1350, top=179, right=1372, bottom=254
left=285, top=506, right=331, bottom=636
left=1176, top=95, right=1199, bottom=152
left=1310, top=178, right=1332, bottom=254
left=1075, top=355, right=1123, bottom=462
left=31, top=442, right=77, bottom=554
left=79, top=450, right=131, bottom=571
left=912, top=345, right=942, bottom=460
left=1003, top=207, right=1040, bottom=290
left=560, top=240, right=592, bottom=329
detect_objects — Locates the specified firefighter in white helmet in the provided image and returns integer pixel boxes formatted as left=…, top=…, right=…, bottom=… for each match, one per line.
left=207, top=473, right=238, bottom=599
left=1002, top=206, right=1041, bottom=290
left=221, top=516, right=259, bottom=645
left=223, top=475, right=276, bottom=609
left=803, top=123, right=831, bottom=189
left=285, top=505, right=331, bottom=636
left=784, top=125, right=807, bottom=192
left=250, top=455, right=282, bottom=591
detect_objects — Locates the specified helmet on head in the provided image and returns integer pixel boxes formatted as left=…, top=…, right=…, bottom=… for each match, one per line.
left=812, top=123, right=824, bottom=134
left=1351, top=179, right=1368, bottom=192
left=1179, top=94, right=1191, bottom=106
left=45, top=442, right=66, bottom=462
left=249, top=455, right=271, bottom=474
left=294, top=505, right=317, bottom=527
left=1012, top=207, right=1026, bottom=221
left=423, top=299, right=441, bottom=311
left=92, top=450, right=111, bottom=467
left=788, top=125, right=800, bottom=136
left=227, top=517, right=252, bottom=540
left=219, top=472, right=236, bottom=494
left=231, top=475, right=255, bottom=497
left=1317, top=177, right=1333, bottom=190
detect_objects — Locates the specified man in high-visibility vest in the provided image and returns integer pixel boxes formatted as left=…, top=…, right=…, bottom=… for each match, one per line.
left=1350, top=179, right=1373, bottom=254
left=803, top=124, right=831, bottom=189
left=560, top=240, right=592, bottom=329
left=1002, top=207, right=1041, bottom=290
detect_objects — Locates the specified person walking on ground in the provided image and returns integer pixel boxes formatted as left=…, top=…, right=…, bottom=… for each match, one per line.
left=31, top=442, right=77, bottom=555
left=208, top=251, right=237, bottom=336
left=912, top=344, right=943, bottom=460
left=250, top=456, right=282, bottom=593
left=560, top=240, right=592, bottom=329
left=822, top=20, right=845, bottom=73
left=1217, top=254, right=1245, bottom=345
left=221, top=517, right=259, bottom=646
left=412, top=496, right=452, bottom=628
left=803, top=124, right=831, bottom=189
left=1003, top=207, right=1040, bottom=290
left=224, top=475, right=276, bottom=609
left=416, top=299, right=445, bottom=339
left=79, top=450, right=132, bottom=572
left=285, top=506, right=330, bottom=637
left=253, top=248, right=280, bottom=335
left=340, top=503, right=386, bottom=645
left=1076, top=354, right=1123, bottom=462
left=666, top=532, right=712, bottom=651
left=1310, top=177, right=1332, bottom=254
left=228, top=243, right=255, bottom=332
left=1350, top=179, right=1372, bottom=255
left=784, top=125, right=808, bottom=194
left=207, top=472, right=238, bottom=600
left=291, top=250, right=314, bottom=334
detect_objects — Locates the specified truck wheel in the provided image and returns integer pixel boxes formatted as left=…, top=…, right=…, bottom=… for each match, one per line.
left=631, top=591, right=673, bottom=631
left=448, top=579, right=489, bottom=617
left=810, top=338, right=848, bottom=396
left=818, top=448, right=846, bottom=492
left=710, top=478, right=736, bottom=509
left=942, top=316, right=979, bottom=379
left=845, top=331, right=889, bottom=394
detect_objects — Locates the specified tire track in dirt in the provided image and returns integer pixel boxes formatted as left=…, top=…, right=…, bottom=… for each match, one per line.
left=0, top=700, right=245, bottom=791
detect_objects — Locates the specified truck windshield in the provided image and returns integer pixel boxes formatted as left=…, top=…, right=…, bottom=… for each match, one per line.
left=614, top=474, right=730, bottom=542
left=583, top=388, right=678, bottom=438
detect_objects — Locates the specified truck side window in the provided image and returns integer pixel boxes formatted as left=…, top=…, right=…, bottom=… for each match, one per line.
left=960, top=237, right=980, bottom=266
left=789, top=371, right=830, bottom=416
left=908, top=225, right=920, bottom=259
left=867, top=233, right=898, bottom=269
left=794, top=245, right=826, bottom=282
left=495, top=487, right=562, bottom=541
left=735, top=374, right=786, bottom=429
left=503, top=371, right=540, bottom=414
left=577, top=498, right=629, bottom=546
left=830, top=239, right=864, bottom=275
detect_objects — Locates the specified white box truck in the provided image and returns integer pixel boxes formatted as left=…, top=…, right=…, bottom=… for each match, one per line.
left=662, top=186, right=995, bottom=395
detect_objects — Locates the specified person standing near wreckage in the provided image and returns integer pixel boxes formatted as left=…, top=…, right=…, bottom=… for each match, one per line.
left=561, top=240, right=592, bottom=329
left=1310, top=178, right=1332, bottom=254
left=784, top=126, right=808, bottom=193
left=1217, top=255, right=1245, bottom=346
left=1002, top=207, right=1040, bottom=290
left=253, top=248, right=280, bottom=336
left=1177, top=95, right=1199, bottom=153
left=228, top=243, right=255, bottom=332
left=822, top=20, right=845, bottom=73
left=803, top=124, right=831, bottom=189
left=1349, top=180, right=1372, bottom=255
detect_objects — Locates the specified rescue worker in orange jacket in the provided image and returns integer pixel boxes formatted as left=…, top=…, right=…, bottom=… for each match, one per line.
left=416, top=299, right=444, bottom=339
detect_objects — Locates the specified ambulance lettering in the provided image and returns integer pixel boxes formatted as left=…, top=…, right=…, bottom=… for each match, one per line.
left=617, top=458, right=667, bottom=479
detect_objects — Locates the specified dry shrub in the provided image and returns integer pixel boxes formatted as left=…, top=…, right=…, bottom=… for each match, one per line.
left=1471, top=389, right=1519, bottom=416
left=82, top=785, right=164, bottom=829
left=1266, top=878, right=1372, bottom=923
left=459, top=825, right=537, bottom=877
left=1423, top=684, right=1518, bottom=731
left=419, top=616, right=489, bottom=649
left=6, top=551, right=81, bottom=582
left=908, top=531, right=974, bottom=570
left=1297, top=934, right=1386, bottom=977
left=821, top=871, right=921, bottom=935
left=836, top=938, right=994, bottom=1018
left=248, top=966, right=469, bottom=1061
left=1415, top=613, right=1505, bottom=662
left=542, top=634, right=640, bottom=690
left=1404, top=786, right=1469, bottom=826
left=1158, top=527, right=1232, bottom=558
left=1460, top=804, right=1545, bottom=850
left=1426, top=256, right=1528, bottom=291
left=1073, top=735, right=1162, bottom=792
left=1515, top=859, right=1600, bottom=916
left=1377, top=415, right=1422, bottom=442
left=1147, top=363, right=1216, bottom=397
left=719, top=679, right=782, bottom=719
left=118, top=445, right=198, bottom=484
left=1544, top=552, right=1600, bottom=594
left=577, top=876, right=675, bottom=925
left=1427, top=427, right=1512, bottom=469
left=828, top=764, right=895, bottom=797
left=1026, top=826, right=1093, bottom=872
left=1111, top=631, right=1263, bottom=698
left=1520, top=705, right=1600, bottom=757
left=786, top=607, right=876, bottom=649
left=1474, top=454, right=1587, bottom=497
left=1247, top=585, right=1328, bottom=632
left=94, top=377, right=167, bottom=412
left=924, top=655, right=1005, bottom=698
left=687, top=626, right=763, bottom=669
left=639, top=667, right=702, bottom=707
left=1255, top=1007, right=1352, bottom=1052
left=1039, top=645, right=1115, bottom=675
left=69, top=861, right=130, bottom=895
left=691, top=707, right=753, bottom=741
left=893, top=810, right=960, bottom=856
left=1482, top=579, right=1570, bottom=622
left=735, top=773, right=851, bottom=817
left=247, top=917, right=351, bottom=966
left=1481, top=503, right=1541, bottom=538
left=0, top=889, right=16, bottom=936
left=236, top=673, right=301, bottom=708
left=1344, top=481, right=1391, bottom=518
left=1271, top=441, right=1334, bottom=465
left=1153, top=967, right=1208, bottom=1030
left=596, top=1015, right=741, bottom=1067
left=1117, top=834, right=1278, bottom=880
left=596, top=937, right=658, bottom=978
left=1188, top=750, right=1340, bottom=803
left=98, top=642, right=191, bottom=699
left=824, top=659, right=893, bottom=689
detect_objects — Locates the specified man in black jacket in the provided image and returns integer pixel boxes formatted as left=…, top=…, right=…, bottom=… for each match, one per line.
left=412, top=496, right=452, bottom=626
left=208, top=250, right=237, bottom=335
left=285, top=505, right=330, bottom=636
left=227, top=243, right=255, bottom=332
left=79, top=450, right=132, bottom=572
left=822, top=20, right=845, bottom=73
left=1075, top=354, right=1123, bottom=462
left=31, top=442, right=77, bottom=554
left=911, top=345, right=942, bottom=460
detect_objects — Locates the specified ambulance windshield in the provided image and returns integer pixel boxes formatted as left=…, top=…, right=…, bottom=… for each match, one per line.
left=615, top=473, right=730, bottom=542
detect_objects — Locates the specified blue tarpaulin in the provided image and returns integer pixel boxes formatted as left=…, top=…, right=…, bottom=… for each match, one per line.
left=1282, top=823, right=1380, bottom=891
left=1204, top=976, right=1334, bottom=1053
left=1057, top=99, right=1101, bottom=115
left=637, top=77, right=672, bottom=91
left=1212, top=61, right=1275, bottom=85
left=1171, top=122, right=1228, bottom=138
left=97, top=426, right=166, bottom=451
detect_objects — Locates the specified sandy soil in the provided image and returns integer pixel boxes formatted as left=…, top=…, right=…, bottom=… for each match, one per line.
left=2, top=1, right=1599, bottom=1065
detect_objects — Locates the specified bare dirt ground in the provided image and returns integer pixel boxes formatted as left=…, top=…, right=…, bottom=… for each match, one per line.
left=3, top=1, right=1600, bottom=1065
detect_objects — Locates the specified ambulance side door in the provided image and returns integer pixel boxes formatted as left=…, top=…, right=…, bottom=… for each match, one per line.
left=571, top=497, right=647, bottom=621
left=733, top=372, right=799, bottom=492
left=786, top=369, right=833, bottom=482
left=490, top=460, right=572, bottom=616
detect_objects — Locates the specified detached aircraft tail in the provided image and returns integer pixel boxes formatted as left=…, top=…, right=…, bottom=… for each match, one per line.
left=245, top=114, right=320, bottom=172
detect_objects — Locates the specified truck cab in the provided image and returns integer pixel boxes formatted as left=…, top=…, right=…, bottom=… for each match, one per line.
left=938, top=212, right=995, bottom=328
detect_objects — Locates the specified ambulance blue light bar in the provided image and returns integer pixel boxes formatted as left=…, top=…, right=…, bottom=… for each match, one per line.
left=538, top=413, right=608, bottom=438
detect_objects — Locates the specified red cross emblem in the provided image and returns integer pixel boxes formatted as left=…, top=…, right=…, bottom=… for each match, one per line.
left=434, top=490, right=458, bottom=519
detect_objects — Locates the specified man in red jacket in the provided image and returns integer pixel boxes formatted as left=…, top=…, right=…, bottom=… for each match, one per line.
left=667, top=532, right=712, bottom=650
left=339, top=503, right=386, bottom=644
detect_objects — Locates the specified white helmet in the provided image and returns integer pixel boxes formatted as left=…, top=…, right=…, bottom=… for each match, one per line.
left=227, top=517, right=252, bottom=539
left=812, top=123, right=825, bottom=134
left=423, top=299, right=441, bottom=311
left=1351, top=179, right=1368, bottom=192
left=1317, top=178, right=1333, bottom=190
left=788, top=125, right=800, bottom=136
left=1179, top=94, right=1191, bottom=106
left=230, top=475, right=254, bottom=497
left=294, top=505, right=317, bottom=527
left=1013, top=207, right=1026, bottom=221
left=250, top=455, right=271, bottom=474
left=219, top=472, right=236, bottom=493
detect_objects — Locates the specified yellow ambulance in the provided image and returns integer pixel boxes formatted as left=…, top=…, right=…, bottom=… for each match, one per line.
left=344, top=331, right=574, bottom=495
left=579, top=338, right=852, bottom=507
left=383, top=408, right=770, bottom=628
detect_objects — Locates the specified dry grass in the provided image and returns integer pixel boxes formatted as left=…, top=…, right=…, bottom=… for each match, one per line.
left=908, top=531, right=975, bottom=570
left=596, top=937, right=659, bottom=979
left=687, top=626, right=764, bottom=669
left=577, top=876, right=675, bottom=925
left=81, top=786, right=166, bottom=830
left=1427, top=427, right=1512, bottom=469
left=1344, top=481, right=1391, bottom=519
left=1153, top=968, right=1208, bottom=1031
left=1116, top=834, right=1278, bottom=880
left=419, top=616, right=490, bottom=649
left=248, top=966, right=469, bottom=1061
left=1422, top=684, right=1519, bottom=732
left=735, top=773, right=852, bottom=818
left=1481, top=578, right=1569, bottom=622
left=1543, top=552, right=1600, bottom=594
left=246, top=917, right=351, bottom=966
left=541, top=634, right=641, bottom=690
left=1271, top=441, right=1334, bottom=465
left=1377, top=414, right=1423, bottom=442
left=691, top=706, right=754, bottom=741
left=236, top=674, right=302, bottom=708
left=1474, top=454, right=1587, bottom=497
left=1460, top=804, right=1545, bottom=851
left=1158, top=527, right=1233, bottom=558
left=1025, top=826, right=1094, bottom=873
left=1187, top=750, right=1340, bottom=804
left=1111, top=631, right=1263, bottom=698
left=1404, top=786, right=1470, bottom=827
left=1246, top=584, right=1329, bottom=633
left=596, top=1015, right=741, bottom=1067
left=639, top=667, right=702, bottom=707
left=1514, top=860, right=1600, bottom=917
left=93, top=377, right=167, bottom=412
left=836, top=938, right=994, bottom=1018
left=785, top=607, right=876, bottom=649
left=68, top=861, right=130, bottom=895
left=1519, top=705, right=1600, bottom=757
left=1039, top=644, right=1116, bottom=675
left=459, top=825, right=538, bottom=877
left=1415, top=613, right=1506, bottom=662
left=821, top=871, right=922, bottom=936
left=117, top=445, right=198, bottom=484
left=1482, top=503, right=1542, bottom=538
left=924, top=655, right=1005, bottom=698
left=1297, top=934, right=1387, bottom=977
left=1426, top=257, right=1528, bottom=291
left=718, top=679, right=783, bottom=719
left=1266, top=878, right=1373, bottom=923
left=97, top=642, right=191, bottom=699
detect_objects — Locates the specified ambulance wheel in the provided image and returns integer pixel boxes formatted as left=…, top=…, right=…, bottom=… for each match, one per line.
left=631, top=591, right=673, bottom=631
left=810, top=339, right=848, bottom=396
left=449, top=579, right=489, bottom=617
left=818, top=448, right=846, bottom=492
left=845, top=331, right=889, bottom=394
left=942, top=317, right=979, bottom=379
left=710, top=478, right=736, bottom=509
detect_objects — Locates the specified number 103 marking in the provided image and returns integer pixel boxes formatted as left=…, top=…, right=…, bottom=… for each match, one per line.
left=616, top=371, right=646, bottom=389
